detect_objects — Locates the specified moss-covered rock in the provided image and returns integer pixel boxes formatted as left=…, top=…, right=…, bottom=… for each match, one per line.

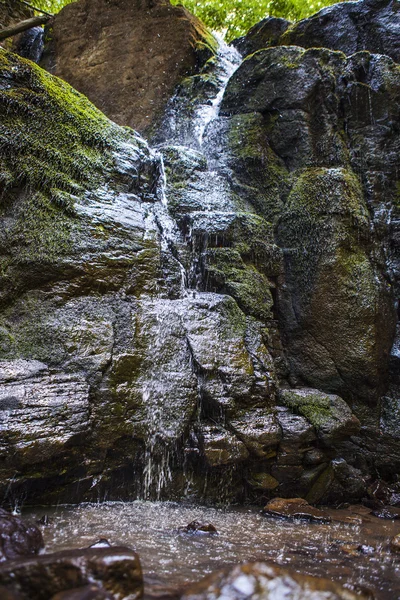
left=280, top=388, right=360, bottom=444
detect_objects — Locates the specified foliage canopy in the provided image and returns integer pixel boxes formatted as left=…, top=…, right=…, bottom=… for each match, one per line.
left=31, top=0, right=348, bottom=41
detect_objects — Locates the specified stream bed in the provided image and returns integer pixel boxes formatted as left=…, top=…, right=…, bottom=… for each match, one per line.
left=24, top=501, right=400, bottom=599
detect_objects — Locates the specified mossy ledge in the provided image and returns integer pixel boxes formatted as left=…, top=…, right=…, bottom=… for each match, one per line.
left=0, top=49, right=153, bottom=266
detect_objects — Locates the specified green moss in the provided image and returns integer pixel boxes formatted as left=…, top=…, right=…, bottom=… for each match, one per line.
left=278, top=167, right=370, bottom=302
left=0, top=50, right=118, bottom=197
left=226, top=113, right=289, bottom=222
left=0, top=49, right=148, bottom=266
left=281, top=390, right=334, bottom=430
left=204, top=247, right=274, bottom=322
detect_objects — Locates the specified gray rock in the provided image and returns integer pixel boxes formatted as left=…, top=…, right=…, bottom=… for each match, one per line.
left=279, top=388, right=360, bottom=444
left=232, top=17, right=290, bottom=57
left=0, top=366, right=90, bottom=465
left=0, top=547, right=142, bottom=600
left=230, top=410, right=281, bottom=458
left=196, top=424, right=249, bottom=467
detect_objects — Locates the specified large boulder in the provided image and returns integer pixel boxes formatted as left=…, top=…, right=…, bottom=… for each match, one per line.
left=0, top=49, right=282, bottom=505
left=0, top=0, right=32, bottom=30
left=235, top=0, right=400, bottom=62
left=221, top=46, right=398, bottom=406
left=40, top=0, right=217, bottom=135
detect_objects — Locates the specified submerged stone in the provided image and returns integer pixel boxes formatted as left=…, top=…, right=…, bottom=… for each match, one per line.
left=179, top=521, right=218, bottom=535
left=180, top=561, right=369, bottom=600
left=262, top=498, right=331, bottom=523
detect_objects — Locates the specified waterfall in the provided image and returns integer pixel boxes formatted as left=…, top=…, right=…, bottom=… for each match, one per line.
left=138, top=37, right=243, bottom=500
left=193, top=35, right=242, bottom=147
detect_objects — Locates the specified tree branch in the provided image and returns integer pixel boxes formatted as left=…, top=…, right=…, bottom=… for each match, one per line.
left=0, top=15, right=50, bottom=42
left=20, top=1, right=54, bottom=17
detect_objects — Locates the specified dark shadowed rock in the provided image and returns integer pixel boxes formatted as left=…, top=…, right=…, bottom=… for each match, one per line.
left=180, top=561, right=370, bottom=599
left=51, top=586, right=113, bottom=600
left=281, top=0, right=400, bottom=63
left=40, top=0, right=217, bottom=135
left=0, top=586, right=22, bottom=600
left=232, top=17, right=290, bottom=57
left=0, top=547, right=142, bottom=600
left=222, top=46, right=398, bottom=407
left=235, top=0, right=400, bottom=62
left=0, top=510, right=43, bottom=562
left=179, top=521, right=218, bottom=535
left=262, top=498, right=331, bottom=523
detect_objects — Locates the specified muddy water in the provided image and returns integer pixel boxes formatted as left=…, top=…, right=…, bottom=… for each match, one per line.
left=25, top=502, right=400, bottom=598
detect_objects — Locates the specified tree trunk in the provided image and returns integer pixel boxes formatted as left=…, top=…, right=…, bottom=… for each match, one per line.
left=0, top=15, right=50, bottom=42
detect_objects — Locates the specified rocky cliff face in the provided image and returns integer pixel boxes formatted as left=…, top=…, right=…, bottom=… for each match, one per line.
left=0, top=0, right=399, bottom=506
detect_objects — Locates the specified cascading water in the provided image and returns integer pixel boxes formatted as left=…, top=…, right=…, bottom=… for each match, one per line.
left=192, top=34, right=242, bottom=147
left=138, top=37, right=243, bottom=500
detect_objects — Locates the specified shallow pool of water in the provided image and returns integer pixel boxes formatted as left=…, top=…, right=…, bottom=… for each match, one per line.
left=24, top=502, right=400, bottom=598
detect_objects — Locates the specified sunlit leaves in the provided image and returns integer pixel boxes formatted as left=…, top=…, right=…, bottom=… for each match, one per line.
left=30, top=0, right=348, bottom=41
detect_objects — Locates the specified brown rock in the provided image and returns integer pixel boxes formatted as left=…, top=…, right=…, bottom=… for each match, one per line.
left=341, top=544, right=361, bottom=557
left=180, top=561, right=370, bottom=599
left=0, top=547, right=143, bottom=600
left=0, top=0, right=32, bottom=29
left=0, top=509, right=44, bottom=562
left=390, top=534, right=400, bottom=552
left=51, top=585, right=113, bottom=600
left=0, top=585, right=22, bottom=600
left=41, top=0, right=217, bottom=135
left=262, top=497, right=331, bottom=523
left=179, top=521, right=218, bottom=535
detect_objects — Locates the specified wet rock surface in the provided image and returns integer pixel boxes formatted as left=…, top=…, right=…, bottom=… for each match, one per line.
left=0, top=0, right=399, bottom=507
left=179, top=521, right=218, bottom=535
left=40, top=0, right=217, bottom=136
left=262, top=498, right=331, bottom=523
left=50, top=587, right=113, bottom=600
left=0, top=510, right=43, bottom=562
left=0, top=547, right=143, bottom=600
left=180, top=561, right=370, bottom=600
